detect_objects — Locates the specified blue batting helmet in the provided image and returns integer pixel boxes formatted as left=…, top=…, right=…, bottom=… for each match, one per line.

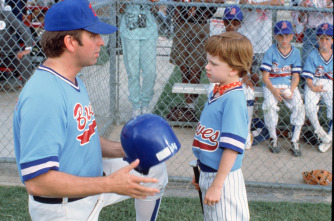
left=121, top=114, right=181, bottom=175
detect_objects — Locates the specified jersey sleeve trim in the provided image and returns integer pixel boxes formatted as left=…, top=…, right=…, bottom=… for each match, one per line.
left=21, top=156, right=59, bottom=181
left=219, top=132, right=245, bottom=154
left=301, top=71, right=313, bottom=80
left=260, top=63, right=271, bottom=72
left=292, top=66, right=302, bottom=74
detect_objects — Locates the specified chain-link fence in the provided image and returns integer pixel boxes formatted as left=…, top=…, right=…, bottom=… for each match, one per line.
left=0, top=0, right=332, bottom=193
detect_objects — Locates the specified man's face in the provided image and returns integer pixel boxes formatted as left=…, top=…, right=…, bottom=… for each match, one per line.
left=75, top=30, right=105, bottom=67
left=223, top=20, right=242, bottom=32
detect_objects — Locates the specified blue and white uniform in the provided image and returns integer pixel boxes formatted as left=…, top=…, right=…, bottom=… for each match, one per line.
left=260, top=44, right=305, bottom=143
left=13, top=66, right=167, bottom=221
left=302, top=49, right=333, bottom=136
left=193, top=85, right=249, bottom=221
left=14, top=65, right=102, bottom=182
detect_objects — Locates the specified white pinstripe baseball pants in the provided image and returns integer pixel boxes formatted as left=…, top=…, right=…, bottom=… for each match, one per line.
left=199, top=169, right=250, bottom=221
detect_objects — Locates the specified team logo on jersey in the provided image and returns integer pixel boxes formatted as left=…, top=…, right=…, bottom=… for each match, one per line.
left=271, top=62, right=292, bottom=76
left=315, top=66, right=325, bottom=77
left=315, top=66, right=333, bottom=79
left=73, top=103, right=97, bottom=145
left=192, top=123, right=219, bottom=151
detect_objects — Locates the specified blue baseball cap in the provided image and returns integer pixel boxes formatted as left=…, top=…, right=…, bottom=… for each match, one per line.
left=223, top=5, right=243, bottom=21
left=316, top=23, right=333, bottom=36
left=44, top=0, right=118, bottom=34
left=274, top=21, right=294, bottom=35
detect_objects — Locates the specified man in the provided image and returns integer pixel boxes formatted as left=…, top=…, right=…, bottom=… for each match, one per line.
left=13, top=0, right=167, bottom=220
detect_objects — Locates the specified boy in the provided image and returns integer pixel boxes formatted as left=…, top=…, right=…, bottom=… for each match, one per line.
left=260, top=21, right=305, bottom=157
left=302, top=23, right=333, bottom=153
left=208, top=5, right=256, bottom=150
left=192, top=32, right=253, bottom=220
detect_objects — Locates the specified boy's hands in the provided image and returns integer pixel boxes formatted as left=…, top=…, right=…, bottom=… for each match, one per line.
left=204, top=184, right=222, bottom=206
left=310, top=84, right=327, bottom=93
left=272, top=87, right=284, bottom=101
left=191, top=175, right=200, bottom=190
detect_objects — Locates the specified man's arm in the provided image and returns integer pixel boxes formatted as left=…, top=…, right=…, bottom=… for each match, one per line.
left=24, top=159, right=159, bottom=199
left=100, top=136, right=125, bottom=158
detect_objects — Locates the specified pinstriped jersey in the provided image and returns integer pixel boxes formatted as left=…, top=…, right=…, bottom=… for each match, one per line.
left=13, top=66, right=102, bottom=183
left=260, top=44, right=302, bottom=85
left=302, top=49, right=333, bottom=80
left=192, top=86, right=248, bottom=171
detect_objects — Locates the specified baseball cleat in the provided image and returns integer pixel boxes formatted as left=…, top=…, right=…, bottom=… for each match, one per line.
left=269, top=139, right=281, bottom=153
left=291, top=142, right=302, bottom=157
left=319, top=142, right=332, bottom=153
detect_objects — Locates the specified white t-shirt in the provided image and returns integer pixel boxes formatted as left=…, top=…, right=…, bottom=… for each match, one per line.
left=238, top=0, right=273, bottom=54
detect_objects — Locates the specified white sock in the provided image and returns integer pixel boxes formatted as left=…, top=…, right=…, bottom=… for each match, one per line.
left=135, top=198, right=161, bottom=221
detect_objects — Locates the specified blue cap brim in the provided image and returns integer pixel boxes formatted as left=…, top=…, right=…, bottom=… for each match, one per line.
left=84, top=22, right=118, bottom=34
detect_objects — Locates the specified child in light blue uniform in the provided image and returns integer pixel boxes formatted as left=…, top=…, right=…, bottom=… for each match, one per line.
left=192, top=32, right=252, bottom=221
left=302, top=23, right=333, bottom=153
left=260, top=21, right=305, bottom=157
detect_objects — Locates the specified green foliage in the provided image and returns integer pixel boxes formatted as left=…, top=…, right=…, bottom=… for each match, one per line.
left=0, top=186, right=331, bottom=221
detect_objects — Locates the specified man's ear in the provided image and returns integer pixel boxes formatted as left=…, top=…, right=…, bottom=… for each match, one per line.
left=63, top=35, right=78, bottom=53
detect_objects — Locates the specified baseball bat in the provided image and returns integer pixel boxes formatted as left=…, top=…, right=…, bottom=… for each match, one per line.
left=190, top=160, right=204, bottom=213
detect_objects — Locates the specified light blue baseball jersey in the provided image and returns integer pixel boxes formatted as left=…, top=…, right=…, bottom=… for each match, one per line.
left=13, top=66, right=102, bottom=183
left=302, top=49, right=333, bottom=80
left=192, top=86, right=248, bottom=171
left=260, top=44, right=302, bottom=85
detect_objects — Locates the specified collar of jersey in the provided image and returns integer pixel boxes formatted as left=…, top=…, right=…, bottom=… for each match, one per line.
left=276, top=43, right=293, bottom=60
left=39, top=65, right=80, bottom=91
left=208, top=86, right=242, bottom=104
left=318, top=49, right=333, bottom=65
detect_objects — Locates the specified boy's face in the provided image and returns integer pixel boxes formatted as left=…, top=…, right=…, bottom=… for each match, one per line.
left=205, top=53, right=237, bottom=84
left=317, top=35, right=333, bottom=51
left=223, top=20, right=242, bottom=32
left=275, top=34, right=294, bottom=49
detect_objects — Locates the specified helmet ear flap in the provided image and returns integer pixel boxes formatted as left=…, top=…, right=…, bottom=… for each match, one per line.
left=121, top=114, right=181, bottom=175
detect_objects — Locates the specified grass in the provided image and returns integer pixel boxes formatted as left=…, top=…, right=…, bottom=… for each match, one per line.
left=0, top=186, right=331, bottom=221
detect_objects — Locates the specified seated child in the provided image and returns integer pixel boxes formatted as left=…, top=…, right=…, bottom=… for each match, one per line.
left=260, top=20, right=305, bottom=157
left=302, top=23, right=333, bottom=153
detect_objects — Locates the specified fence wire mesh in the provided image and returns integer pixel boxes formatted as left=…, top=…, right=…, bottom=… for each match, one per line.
left=0, top=0, right=332, bottom=193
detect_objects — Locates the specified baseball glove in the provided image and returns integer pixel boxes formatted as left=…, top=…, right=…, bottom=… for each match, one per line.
left=302, top=170, right=332, bottom=186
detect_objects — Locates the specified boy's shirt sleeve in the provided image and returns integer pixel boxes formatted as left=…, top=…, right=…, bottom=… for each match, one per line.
left=302, top=53, right=315, bottom=80
left=260, top=47, right=272, bottom=72
left=219, top=94, right=248, bottom=154
left=292, top=49, right=302, bottom=74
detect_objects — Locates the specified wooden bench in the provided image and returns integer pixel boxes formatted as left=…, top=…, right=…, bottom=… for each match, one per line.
left=172, top=83, right=264, bottom=97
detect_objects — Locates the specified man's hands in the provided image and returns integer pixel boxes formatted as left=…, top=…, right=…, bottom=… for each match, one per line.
left=107, top=159, right=160, bottom=199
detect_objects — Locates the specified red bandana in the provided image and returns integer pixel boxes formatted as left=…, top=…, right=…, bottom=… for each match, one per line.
left=213, top=81, right=242, bottom=95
